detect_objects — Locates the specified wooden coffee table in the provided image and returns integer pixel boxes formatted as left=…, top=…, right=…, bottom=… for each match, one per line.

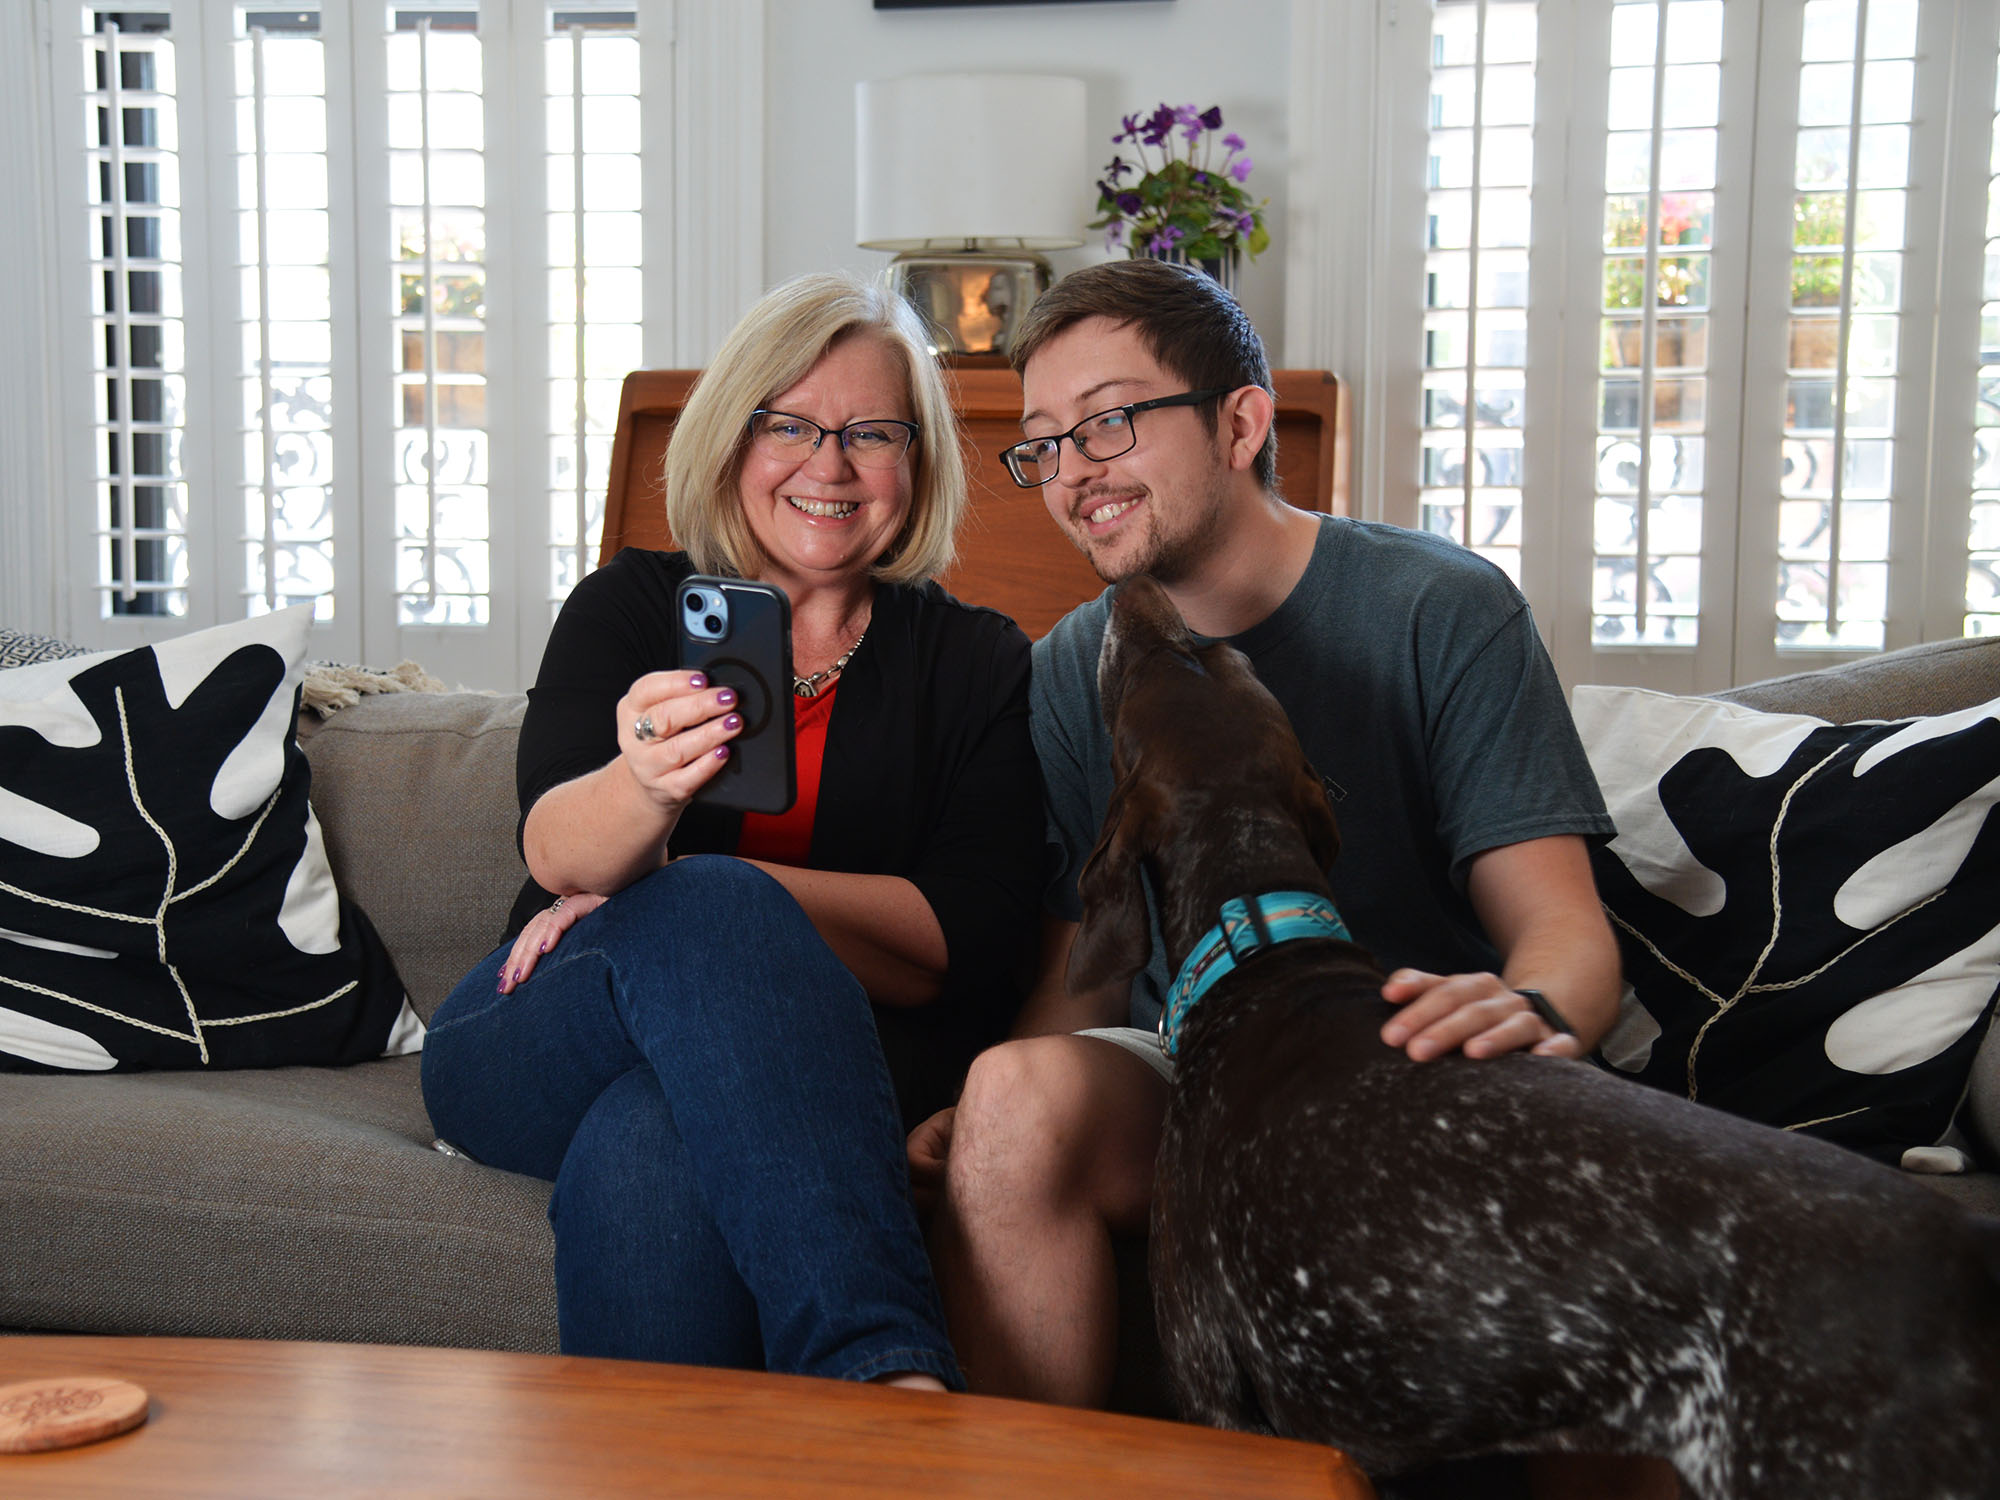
left=0, top=1336, right=1374, bottom=1497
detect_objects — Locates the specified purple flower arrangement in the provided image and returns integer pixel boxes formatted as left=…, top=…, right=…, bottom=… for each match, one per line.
left=1089, top=103, right=1269, bottom=267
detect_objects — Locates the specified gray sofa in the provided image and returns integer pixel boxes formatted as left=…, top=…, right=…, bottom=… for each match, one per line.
left=2, top=639, right=1997, bottom=1361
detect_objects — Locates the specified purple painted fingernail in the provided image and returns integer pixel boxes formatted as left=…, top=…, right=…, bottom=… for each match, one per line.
left=716, top=687, right=737, bottom=707
left=688, top=673, right=706, bottom=689
left=538, top=941, right=548, bottom=953
left=715, top=745, right=730, bottom=761
left=723, top=714, right=742, bottom=731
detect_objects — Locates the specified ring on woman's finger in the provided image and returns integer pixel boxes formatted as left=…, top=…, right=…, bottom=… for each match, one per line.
left=634, top=713, right=658, bottom=742
left=550, top=895, right=566, bottom=913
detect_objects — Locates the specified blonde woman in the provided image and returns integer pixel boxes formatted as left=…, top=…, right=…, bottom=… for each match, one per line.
left=422, top=273, right=1042, bottom=1390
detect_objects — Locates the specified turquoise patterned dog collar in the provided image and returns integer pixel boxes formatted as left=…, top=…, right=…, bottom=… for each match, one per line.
left=1159, top=891, right=1353, bottom=1059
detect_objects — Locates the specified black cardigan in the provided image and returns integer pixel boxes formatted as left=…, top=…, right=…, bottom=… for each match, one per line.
left=508, top=549, right=1045, bottom=1109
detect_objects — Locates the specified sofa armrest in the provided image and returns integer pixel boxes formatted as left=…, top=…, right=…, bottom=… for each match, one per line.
left=1966, top=1024, right=2000, bottom=1167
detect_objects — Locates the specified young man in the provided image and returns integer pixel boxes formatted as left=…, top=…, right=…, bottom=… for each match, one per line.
left=909, top=259, right=1622, bottom=1412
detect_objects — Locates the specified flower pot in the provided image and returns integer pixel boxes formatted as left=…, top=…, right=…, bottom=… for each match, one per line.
left=1141, top=247, right=1239, bottom=297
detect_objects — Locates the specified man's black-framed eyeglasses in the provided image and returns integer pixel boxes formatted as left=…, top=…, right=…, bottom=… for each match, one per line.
left=746, top=410, right=919, bottom=470
left=999, top=388, right=1232, bottom=489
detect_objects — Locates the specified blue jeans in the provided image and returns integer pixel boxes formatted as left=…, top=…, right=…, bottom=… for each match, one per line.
left=420, top=856, right=961, bottom=1388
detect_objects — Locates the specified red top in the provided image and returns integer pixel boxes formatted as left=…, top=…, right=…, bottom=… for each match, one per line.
left=735, top=682, right=836, bottom=867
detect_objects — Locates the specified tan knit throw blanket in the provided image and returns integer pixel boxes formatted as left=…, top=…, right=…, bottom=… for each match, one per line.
left=300, top=659, right=448, bottom=718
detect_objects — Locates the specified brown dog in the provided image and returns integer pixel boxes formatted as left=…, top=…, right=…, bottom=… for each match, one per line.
left=1070, top=575, right=2000, bottom=1500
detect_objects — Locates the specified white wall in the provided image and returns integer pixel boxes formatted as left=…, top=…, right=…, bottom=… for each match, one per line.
left=763, top=0, right=1294, bottom=352
left=0, top=1, right=61, bottom=637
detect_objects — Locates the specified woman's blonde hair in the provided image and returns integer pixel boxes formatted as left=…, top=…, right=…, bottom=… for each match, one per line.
left=663, top=272, right=965, bottom=584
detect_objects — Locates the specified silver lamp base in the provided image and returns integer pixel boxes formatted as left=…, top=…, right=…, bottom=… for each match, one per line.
left=887, top=251, right=1053, bottom=359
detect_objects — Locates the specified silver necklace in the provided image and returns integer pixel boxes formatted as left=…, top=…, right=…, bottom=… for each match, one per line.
left=793, top=627, right=867, bottom=698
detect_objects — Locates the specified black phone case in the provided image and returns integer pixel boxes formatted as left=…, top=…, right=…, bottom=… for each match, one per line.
left=675, top=577, right=797, bottom=815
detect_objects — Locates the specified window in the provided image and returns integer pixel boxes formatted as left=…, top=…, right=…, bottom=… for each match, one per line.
left=387, top=5, right=492, bottom=629
left=1353, top=0, right=2000, bottom=689
left=83, top=8, right=187, bottom=620
left=544, top=11, right=643, bottom=609
left=1770, top=0, right=1918, bottom=653
left=1966, top=24, right=2000, bottom=636
left=1420, top=0, right=1537, bottom=584
left=45, top=0, right=703, bottom=687
left=236, top=6, right=335, bottom=621
left=1591, top=0, right=1721, bottom=650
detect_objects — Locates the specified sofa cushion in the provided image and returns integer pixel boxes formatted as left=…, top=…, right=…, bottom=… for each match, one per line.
left=0, top=609, right=420, bottom=1072
left=0, top=1056, right=556, bottom=1349
left=1576, top=685, right=2000, bottom=1168
left=298, top=690, right=528, bottom=1020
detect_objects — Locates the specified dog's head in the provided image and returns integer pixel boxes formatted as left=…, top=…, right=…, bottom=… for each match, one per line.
left=1069, top=575, right=1342, bottom=997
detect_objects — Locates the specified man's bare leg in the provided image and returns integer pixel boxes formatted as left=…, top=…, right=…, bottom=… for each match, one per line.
left=931, top=1034, right=1168, bottom=1404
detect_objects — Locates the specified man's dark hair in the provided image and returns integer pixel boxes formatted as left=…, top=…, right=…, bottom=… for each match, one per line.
left=1008, top=259, right=1278, bottom=490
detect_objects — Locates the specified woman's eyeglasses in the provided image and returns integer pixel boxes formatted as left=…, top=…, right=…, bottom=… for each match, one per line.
left=746, top=410, right=918, bottom=470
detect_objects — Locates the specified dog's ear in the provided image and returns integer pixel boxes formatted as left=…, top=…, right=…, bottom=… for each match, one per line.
left=1294, top=761, right=1342, bottom=873
left=1069, top=767, right=1159, bottom=997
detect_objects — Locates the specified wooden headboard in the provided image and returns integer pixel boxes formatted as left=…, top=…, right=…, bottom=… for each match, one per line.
left=598, top=366, right=1347, bottom=640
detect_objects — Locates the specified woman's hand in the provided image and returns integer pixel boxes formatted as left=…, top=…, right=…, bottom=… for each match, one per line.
left=498, top=891, right=608, bottom=993
left=520, top=670, right=749, bottom=898
left=616, top=670, right=745, bottom=815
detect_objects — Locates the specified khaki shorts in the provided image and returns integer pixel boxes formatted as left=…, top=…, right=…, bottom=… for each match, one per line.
left=1074, top=1025, right=1175, bottom=1084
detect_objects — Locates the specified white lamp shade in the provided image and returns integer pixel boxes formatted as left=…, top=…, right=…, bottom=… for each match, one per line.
left=856, top=74, right=1088, bottom=252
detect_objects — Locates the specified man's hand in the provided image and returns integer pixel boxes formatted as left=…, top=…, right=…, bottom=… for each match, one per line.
left=1380, top=969, right=1583, bottom=1062
left=905, top=1105, right=955, bottom=1219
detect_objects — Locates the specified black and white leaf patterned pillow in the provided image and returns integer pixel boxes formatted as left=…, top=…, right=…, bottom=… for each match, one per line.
left=1575, top=687, right=2000, bottom=1167
left=0, top=607, right=421, bottom=1071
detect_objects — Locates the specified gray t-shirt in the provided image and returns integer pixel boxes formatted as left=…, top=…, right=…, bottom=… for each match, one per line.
left=1032, top=515, right=1616, bottom=1032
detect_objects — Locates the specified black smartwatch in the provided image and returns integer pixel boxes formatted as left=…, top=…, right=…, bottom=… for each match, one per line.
left=1513, top=988, right=1575, bottom=1036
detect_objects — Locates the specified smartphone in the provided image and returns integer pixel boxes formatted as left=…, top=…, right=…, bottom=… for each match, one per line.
left=674, top=575, right=797, bottom=815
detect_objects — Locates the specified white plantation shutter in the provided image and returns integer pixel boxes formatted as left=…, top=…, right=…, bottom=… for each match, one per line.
left=1947, top=12, right=2000, bottom=640
left=544, top=9, right=644, bottom=615
left=1418, top=0, right=1539, bottom=588
left=1316, top=0, right=2000, bottom=691
left=232, top=8, right=341, bottom=627
left=375, top=4, right=496, bottom=638
left=36, top=0, right=752, bottom=689
left=73, top=7, right=193, bottom=623
left=1584, top=0, right=1725, bottom=654
left=1722, top=0, right=1954, bottom=686
left=1548, top=0, right=1755, bottom=691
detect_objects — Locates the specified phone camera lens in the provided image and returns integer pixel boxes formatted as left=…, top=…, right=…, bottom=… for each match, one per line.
left=685, top=592, right=707, bottom=614
left=704, top=614, right=724, bottom=635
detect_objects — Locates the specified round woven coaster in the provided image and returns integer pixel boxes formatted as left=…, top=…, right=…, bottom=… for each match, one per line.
left=0, top=1376, right=149, bottom=1454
